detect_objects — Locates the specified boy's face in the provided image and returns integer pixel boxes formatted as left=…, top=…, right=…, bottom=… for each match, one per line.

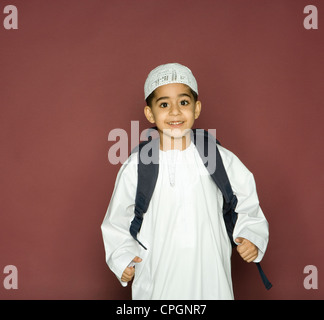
left=144, top=83, right=201, bottom=142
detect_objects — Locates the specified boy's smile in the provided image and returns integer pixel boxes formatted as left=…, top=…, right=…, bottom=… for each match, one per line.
left=144, top=83, right=201, bottom=150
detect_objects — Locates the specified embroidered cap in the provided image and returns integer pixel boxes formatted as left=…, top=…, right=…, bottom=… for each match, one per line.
left=144, top=63, right=198, bottom=100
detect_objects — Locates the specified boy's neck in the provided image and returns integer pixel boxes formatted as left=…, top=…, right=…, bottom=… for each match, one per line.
left=159, top=132, right=191, bottom=151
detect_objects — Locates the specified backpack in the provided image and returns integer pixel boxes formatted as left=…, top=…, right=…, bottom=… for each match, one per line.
left=129, top=128, right=272, bottom=290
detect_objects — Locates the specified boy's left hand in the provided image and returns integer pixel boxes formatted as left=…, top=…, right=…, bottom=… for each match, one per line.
left=235, top=237, right=258, bottom=263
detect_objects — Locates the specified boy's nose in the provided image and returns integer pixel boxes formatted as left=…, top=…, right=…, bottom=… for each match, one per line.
left=169, top=103, right=181, bottom=115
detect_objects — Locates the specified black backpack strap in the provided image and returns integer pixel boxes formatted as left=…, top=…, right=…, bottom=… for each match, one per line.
left=256, top=263, right=272, bottom=290
left=129, top=136, right=160, bottom=250
left=213, top=140, right=238, bottom=247
left=192, top=129, right=238, bottom=247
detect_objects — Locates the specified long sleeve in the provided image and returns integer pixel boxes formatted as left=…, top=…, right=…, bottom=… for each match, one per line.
left=101, top=154, right=141, bottom=286
left=218, top=146, right=269, bottom=263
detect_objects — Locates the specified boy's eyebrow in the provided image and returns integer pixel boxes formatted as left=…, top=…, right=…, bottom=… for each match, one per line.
left=155, top=93, right=192, bottom=103
left=155, top=96, right=169, bottom=103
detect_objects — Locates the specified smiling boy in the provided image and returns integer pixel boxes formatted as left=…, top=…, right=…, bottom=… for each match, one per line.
left=101, top=63, right=269, bottom=299
left=144, top=82, right=201, bottom=151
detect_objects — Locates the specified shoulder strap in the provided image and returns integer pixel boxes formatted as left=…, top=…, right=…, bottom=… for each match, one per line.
left=192, top=129, right=238, bottom=247
left=129, top=135, right=159, bottom=250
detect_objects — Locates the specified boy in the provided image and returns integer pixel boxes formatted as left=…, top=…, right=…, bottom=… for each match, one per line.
left=101, top=63, right=269, bottom=299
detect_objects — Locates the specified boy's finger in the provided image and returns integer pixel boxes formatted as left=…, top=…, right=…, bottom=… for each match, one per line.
left=124, top=267, right=135, bottom=276
left=235, top=237, right=244, bottom=244
left=238, top=249, right=249, bottom=259
left=122, top=268, right=135, bottom=281
left=245, top=252, right=257, bottom=263
left=236, top=243, right=248, bottom=254
left=132, top=256, right=142, bottom=263
left=122, top=275, right=132, bottom=282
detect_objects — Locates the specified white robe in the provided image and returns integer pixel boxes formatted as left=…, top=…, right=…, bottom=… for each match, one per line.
left=101, top=142, right=269, bottom=300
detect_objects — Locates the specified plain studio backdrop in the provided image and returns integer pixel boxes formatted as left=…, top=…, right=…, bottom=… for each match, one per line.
left=0, top=0, right=323, bottom=299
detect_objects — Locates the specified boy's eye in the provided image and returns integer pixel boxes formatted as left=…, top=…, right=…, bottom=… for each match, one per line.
left=180, top=100, right=189, bottom=106
left=160, top=102, right=169, bottom=108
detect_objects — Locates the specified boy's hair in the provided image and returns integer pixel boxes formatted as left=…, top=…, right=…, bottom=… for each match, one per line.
left=145, top=87, right=198, bottom=108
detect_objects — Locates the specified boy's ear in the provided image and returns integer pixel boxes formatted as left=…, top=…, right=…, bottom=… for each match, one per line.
left=144, top=106, right=155, bottom=123
left=194, top=101, right=202, bottom=120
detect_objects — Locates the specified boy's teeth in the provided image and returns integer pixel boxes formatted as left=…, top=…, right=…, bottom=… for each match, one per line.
left=168, top=121, right=183, bottom=124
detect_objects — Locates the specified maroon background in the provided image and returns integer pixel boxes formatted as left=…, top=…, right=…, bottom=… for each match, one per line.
left=1, top=0, right=323, bottom=299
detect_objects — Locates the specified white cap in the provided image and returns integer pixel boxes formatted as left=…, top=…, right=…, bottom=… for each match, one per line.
left=144, top=63, right=198, bottom=100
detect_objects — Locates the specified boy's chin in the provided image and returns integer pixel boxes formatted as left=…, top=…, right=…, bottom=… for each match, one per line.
left=160, top=128, right=191, bottom=139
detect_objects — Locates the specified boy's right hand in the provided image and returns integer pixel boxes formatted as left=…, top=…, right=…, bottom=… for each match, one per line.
left=121, top=256, right=142, bottom=283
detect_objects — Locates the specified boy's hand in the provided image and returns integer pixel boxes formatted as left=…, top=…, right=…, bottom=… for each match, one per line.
left=121, top=256, right=142, bottom=283
left=235, top=238, right=258, bottom=263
